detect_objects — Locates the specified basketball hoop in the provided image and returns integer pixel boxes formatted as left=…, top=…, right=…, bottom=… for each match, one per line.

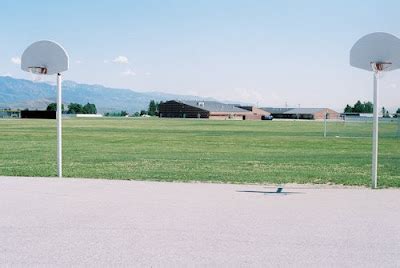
left=350, top=32, right=400, bottom=188
left=21, top=40, right=69, bottom=178
left=28, top=66, right=48, bottom=82
left=371, top=62, right=392, bottom=78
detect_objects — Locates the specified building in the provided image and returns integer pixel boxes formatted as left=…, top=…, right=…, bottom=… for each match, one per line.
left=0, top=109, right=21, bottom=118
left=236, top=106, right=271, bottom=120
left=159, top=100, right=267, bottom=120
left=21, top=110, right=56, bottom=119
left=262, top=107, right=340, bottom=120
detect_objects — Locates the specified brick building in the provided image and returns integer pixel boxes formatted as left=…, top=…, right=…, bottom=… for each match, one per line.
left=262, top=107, right=340, bottom=120
left=159, top=100, right=268, bottom=120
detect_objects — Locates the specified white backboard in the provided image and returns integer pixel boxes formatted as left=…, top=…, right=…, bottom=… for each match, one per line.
left=350, top=32, right=400, bottom=72
left=21, top=40, right=69, bottom=75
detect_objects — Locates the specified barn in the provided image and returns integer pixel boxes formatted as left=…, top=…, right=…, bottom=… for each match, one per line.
left=262, top=107, right=340, bottom=120
left=159, top=100, right=267, bottom=120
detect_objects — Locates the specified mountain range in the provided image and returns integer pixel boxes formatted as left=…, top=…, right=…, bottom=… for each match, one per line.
left=0, top=76, right=216, bottom=113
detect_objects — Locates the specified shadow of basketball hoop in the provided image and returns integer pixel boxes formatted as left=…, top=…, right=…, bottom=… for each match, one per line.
left=237, top=187, right=304, bottom=195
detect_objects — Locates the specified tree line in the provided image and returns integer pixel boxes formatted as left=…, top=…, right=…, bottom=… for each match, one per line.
left=103, top=100, right=163, bottom=117
left=46, top=102, right=97, bottom=114
left=104, top=111, right=128, bottom=117
left=345, top=100, right=400, bottom=117
left=145, top=100, right=163, bottom=116
left=344, top=101, right=373, bottom=113
left=133, top=100, right=163, bottom=116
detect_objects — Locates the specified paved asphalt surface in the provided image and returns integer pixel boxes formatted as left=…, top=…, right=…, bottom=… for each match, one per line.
left=0, top=176, right=399, bottom=267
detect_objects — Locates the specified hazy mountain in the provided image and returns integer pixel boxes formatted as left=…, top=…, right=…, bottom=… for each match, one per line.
left=0, top=76, right=216, bottom=113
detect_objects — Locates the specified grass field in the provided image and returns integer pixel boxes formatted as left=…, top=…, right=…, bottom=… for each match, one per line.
left=0, top=118, right=399, bottom=187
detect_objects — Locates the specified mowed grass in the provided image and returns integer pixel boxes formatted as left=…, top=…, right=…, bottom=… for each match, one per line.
left=0, top=118, right=399, bottom=187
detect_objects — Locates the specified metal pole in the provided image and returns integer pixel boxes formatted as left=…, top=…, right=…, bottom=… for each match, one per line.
left=372, top=73, right=379, bottom=188
left=57, top=73, right=62, bottom=178
left=324, top=112, right=327, bottom=138
left=397, top=114, right=400, bottom=138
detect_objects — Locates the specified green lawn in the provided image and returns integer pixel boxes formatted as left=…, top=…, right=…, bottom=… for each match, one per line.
left=0, top=118, right=399, bottom=187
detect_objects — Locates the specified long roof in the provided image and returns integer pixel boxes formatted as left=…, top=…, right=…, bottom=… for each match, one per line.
left=283, top=108, right=328, bottom=114
left=180, top=100, right=249, bottom=113
left=262, top=107, right=336, bottom=114
left=261, top=107, right=293, bottom=113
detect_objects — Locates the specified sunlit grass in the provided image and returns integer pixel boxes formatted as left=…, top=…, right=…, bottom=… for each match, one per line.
left=0, top=118, right=399, bottom=187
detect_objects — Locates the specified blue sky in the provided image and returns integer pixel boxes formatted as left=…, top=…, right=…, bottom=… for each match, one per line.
left=1, top=0, right=399, bottom=111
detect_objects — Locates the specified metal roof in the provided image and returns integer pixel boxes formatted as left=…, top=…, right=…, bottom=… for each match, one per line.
left=180, top=100, right=249, bottom=113
left=261, top=107, right=293, bottom=113
left=283, top=108, right=327, bottom=114
left=261, top=107, right=336, bottom=114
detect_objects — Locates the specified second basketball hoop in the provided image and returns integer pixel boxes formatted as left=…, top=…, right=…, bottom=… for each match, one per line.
left=21, top=40, right=69, bottom=178
left=350, top=32, right=400, bottom=188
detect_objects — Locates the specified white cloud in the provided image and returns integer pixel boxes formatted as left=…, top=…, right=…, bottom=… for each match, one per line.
left=145, top=72, right=151, bottom=76
left=103, top=59, right=109, bottom=64
left=75, top=60, right=83, bottom=64
left=112, top=56, right=129, bottom=64
left=11, top=57, right=21, bottom=64
left=1, top=72, right=12, bottom=77
left=121, top=68, right=136, bottom=76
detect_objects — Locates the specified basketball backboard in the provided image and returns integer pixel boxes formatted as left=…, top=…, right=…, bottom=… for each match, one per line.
left=21, top=40, right=69, bottom=75
left=350, top=32, right=400, bottom=72
left=350, top=32, right=400, bottom=188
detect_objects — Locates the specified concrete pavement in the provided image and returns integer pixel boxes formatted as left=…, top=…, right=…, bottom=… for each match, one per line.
left=0, top=176, right=399, bottom=266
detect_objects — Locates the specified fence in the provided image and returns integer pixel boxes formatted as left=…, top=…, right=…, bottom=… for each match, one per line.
left=325, top=116, right=400, bottom=139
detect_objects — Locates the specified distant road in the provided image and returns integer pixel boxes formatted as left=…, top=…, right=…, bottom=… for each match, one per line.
left=1, top=177, right=399, bottom=266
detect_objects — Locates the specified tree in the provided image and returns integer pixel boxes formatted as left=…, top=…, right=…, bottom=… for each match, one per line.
left=104, top=111, right=128, bottom=117
left=82, top=103, right=97, bottom=114
left=148, top=100, right=157, bottom=116
left=353, top=101, right=363, bottom=113
left=156, top=101, right=163, bottom=115
left=344, top=100, right=374, bottom=114
left=47, top=103, right=56, bottom=111
left=344, top=104, right=353, bottom=113
left=67, top=103, right=84, bottom=114
left=46, top=103, right=64, bottom=112
left=140, top=110, right=147, bottom=116
left=364, top=102, right=373, bottom=113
